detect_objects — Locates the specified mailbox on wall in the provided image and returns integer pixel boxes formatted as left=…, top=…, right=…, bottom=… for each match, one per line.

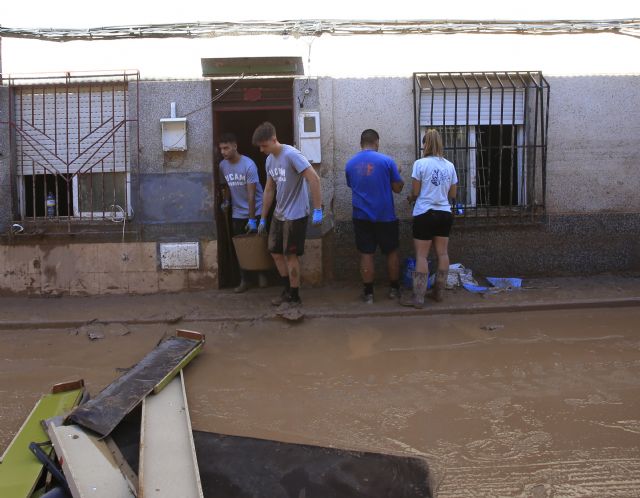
left=298, top=111, right=321, bottom=164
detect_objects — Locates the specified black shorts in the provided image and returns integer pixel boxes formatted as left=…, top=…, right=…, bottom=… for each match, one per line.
left=268, top=216, right=308, bottom=256
left=231, top=218, right=248, bottom=237
left=412, top=210, right=453, bottom=240
left=353, top=218, right=399, bottom=255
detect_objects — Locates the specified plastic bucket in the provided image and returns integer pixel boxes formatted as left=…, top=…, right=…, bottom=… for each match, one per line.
left=232, top=234, right=274, bottom=271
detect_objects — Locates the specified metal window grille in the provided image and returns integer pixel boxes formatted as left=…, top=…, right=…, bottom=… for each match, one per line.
left=413, top=71, right=550, bottom=222
left=2, top=70, right=139, bottom=232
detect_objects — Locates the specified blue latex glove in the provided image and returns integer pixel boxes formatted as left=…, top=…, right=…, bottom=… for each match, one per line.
left=312, top=208, right=323, bottom=225
left=257, top=218, right=267, bottom=235
left=245, top=218, right=258, bottom=233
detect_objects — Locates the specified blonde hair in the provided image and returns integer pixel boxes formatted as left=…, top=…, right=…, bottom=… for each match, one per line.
left=422, top=129, right=444, bottom=158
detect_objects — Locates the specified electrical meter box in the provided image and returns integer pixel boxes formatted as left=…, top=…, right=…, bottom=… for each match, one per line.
left=298, top=111, right=321, bottom=164
left=161, top=118, right=187, bottom=151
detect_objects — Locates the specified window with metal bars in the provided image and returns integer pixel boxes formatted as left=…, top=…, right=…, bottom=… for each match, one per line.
left=4, top=71, right=139, bottom=226
left=413, top=72, right=549, bottom=220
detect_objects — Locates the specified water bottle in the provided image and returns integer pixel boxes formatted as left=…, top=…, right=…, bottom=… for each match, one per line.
left=455, top=202, right=464, bottom=215
left=46, top=192, right=56, bottom=218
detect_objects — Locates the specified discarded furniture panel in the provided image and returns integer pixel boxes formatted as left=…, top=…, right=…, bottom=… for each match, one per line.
left=139, top=371, right=203, bottom=498
left=0, top=380, right=84, bottom=498
left=192, top=431, right=434, bottom=498
left=152, top=330, right=205, bottom=395
left=68, top=330, right=204, bottom=437
left=104, top=437, right=139, bottom=493
left=47, top=423, right=135, bottom=498
left=111, top=422, right=434, bottom=498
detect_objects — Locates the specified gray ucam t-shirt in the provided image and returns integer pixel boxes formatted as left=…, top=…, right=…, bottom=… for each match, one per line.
left=220, top=155, right=263, bottom=219
left=266, top=144, right=311, bottom=221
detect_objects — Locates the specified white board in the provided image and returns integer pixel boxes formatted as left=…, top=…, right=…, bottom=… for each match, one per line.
left=48, top=423, right=135, bottom=498
left=139, top=371, right=203, bottom=498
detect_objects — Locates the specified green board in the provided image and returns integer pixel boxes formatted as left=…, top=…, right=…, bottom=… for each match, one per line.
left=0, top=387, right=84, bottom=498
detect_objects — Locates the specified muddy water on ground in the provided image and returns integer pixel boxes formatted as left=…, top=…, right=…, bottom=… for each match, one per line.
left=1, top=308, right=639, bottom=496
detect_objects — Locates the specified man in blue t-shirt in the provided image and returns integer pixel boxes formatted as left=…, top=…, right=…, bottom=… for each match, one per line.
left=345, top=129, right=404, bottom=303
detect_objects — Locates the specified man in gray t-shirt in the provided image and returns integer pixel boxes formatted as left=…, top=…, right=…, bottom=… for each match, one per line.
left=220, top=154, right=263, bottom=221
left=253, top=122, right=323, bottom=307
left=265, top=144, right=310, bottom=221
left=218, top=133, right=266, bottom=293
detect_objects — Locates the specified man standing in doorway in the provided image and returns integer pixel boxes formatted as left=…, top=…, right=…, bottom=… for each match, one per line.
left=253, top=121, right=323, bottom=307
left=345, top=129, right=404, bottom=304
left=218, top=132, right=266, bottom=293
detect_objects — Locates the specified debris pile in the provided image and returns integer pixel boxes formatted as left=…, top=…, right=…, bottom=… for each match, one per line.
left=0, top=329, right=433, bottom=497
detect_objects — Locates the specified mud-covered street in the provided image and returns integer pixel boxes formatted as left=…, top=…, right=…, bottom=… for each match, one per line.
left=1, top=304, right=639, bottom=496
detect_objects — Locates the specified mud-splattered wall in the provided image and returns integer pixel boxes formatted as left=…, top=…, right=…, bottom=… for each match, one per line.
left=0, top=241, right=219, bottom=296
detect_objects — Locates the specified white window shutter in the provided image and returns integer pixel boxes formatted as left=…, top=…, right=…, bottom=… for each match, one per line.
left=15, top=86, right=128, bottom=176
left=420, top=89, right=525, bottom=126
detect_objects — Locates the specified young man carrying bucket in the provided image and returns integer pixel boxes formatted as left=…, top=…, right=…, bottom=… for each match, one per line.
left=218, top=133, right=267, bottom=293
left=253, top=122, right=323, bottom=307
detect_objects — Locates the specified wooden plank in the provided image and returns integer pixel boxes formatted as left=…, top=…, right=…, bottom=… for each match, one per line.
left=48, top=423, right=135, bottom=498
left=104, top=438, right=139, bottom=493
left=152, top=340, right=204, bottom=395
left=68, top=332, right=204, bottom=437
left=0, top=384, right=84, bottom=498
left=140, top=371, right=203, bottom=498
left=51, top=379, right=85, bottom=395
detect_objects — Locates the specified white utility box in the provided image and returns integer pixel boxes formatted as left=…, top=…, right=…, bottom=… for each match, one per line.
left=161, top=118, right=187, bottom=151
left=298, top=111, right=321, bottom=164
left=161, top=102, right=187, bottom=151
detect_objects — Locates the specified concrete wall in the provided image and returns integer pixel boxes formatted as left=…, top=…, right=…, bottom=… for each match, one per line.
left=1, top=72, right=638, bottom=294
left=320, top=75, right=640, bottom=220
left=0, top=77, right=336, bottom=295
left=319, top=76, right=640, bottom=279
left=0, top=240, right=218, bottom=296
left=0, top=236, right=331, bottom=295
left=319, top=77, right=416, bottom=223
left=132, top=80, right=215, bottom=239
left=546, top=75, right=640, bottom=214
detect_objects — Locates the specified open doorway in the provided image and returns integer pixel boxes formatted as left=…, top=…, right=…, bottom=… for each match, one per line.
left=212, top=79, right=294, bottom=288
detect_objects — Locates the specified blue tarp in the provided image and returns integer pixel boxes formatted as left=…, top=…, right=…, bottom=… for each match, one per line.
left=463, top=277, right=522, bottom=293
left=486, top=277, right=522, bottom=289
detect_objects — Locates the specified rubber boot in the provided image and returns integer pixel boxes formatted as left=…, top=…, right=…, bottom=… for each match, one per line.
left=401, top=271, right=428, bottom=309
left=433, top=270, right=448, bottom=302
left=258, top=272, right=269, bottom=288
left=234, top=271, right=248, bottom=293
